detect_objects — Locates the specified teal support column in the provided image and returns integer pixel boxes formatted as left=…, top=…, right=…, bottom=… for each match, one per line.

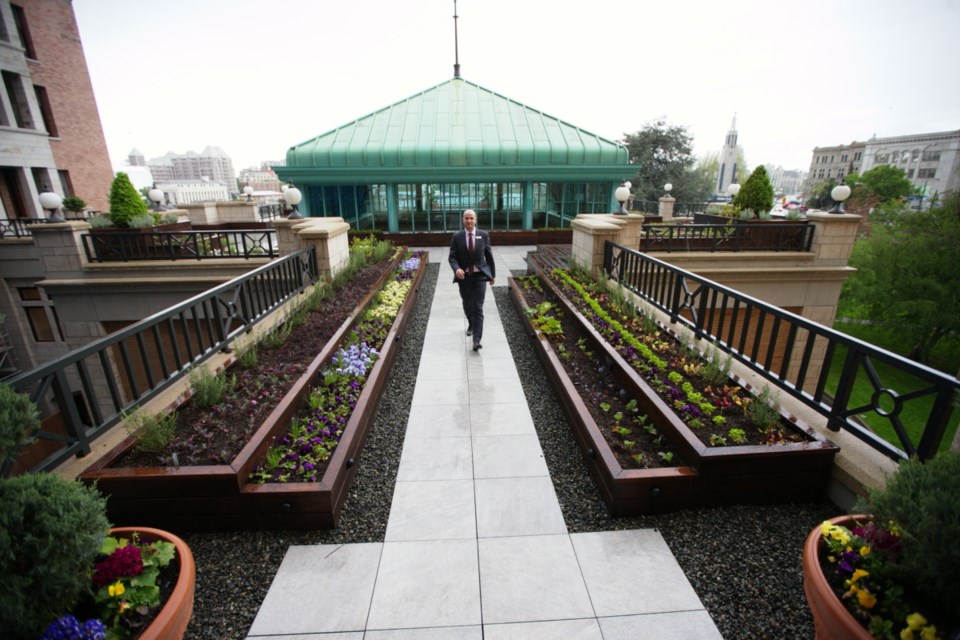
left=522, top=181, right=533, bottom=230
left=609, top=184, right=619, bottom=214
left=386, top=183, right=399, bottom=232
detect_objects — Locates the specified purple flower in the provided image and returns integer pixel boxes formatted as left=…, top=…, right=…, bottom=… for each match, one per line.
left=838, top=550, right=859, bottom=575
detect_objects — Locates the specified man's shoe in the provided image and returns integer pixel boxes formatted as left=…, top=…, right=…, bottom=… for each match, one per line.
left=472, top=343, right=482, bottom=351
left=466, top=328, right=473, bottom=336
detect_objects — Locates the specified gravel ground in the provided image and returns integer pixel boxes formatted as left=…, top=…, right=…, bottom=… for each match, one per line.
left=182, top=264, right=838, bottom=640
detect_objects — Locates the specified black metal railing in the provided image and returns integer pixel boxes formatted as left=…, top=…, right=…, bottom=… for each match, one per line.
left=1, top=248, right=318, bottom=476
left=81, top=229, right=277, bottom=262
left=639, top=222, right=815, bottom=252
left=603, top=241, right=959, bottom=462
left=629, top=200, right=709, bottom=216
left=0, top=216, right=90, bottom=238
left=258, top=204, right=284, bottom=220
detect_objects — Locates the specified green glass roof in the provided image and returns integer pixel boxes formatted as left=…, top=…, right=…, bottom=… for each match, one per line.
left=280, top=78, right=630, bottom=183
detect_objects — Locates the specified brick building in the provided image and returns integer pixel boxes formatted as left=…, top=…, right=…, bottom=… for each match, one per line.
left=0, top=0, right=114, bottom=215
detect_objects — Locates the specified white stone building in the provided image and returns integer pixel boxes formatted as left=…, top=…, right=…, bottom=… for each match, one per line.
left=859, top=130, right=960, bottom=204
left=154, top=179, right=229, bottom=206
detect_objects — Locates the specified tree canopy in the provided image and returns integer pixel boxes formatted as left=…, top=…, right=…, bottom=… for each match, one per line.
left=108, top=172, right=148, bottom=227
left=732, top=165, right=775, bottom=217
left=841, top=193, right=960, bottom=364
left=622, top=118, right=703, bottom=204
left=844, top=165, right=914, bottom=211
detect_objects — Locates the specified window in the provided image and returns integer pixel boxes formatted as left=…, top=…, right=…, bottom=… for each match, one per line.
left=58, top=171, right=74, bottom=197
left=2, top=71, right=35, bottom=129
left=18, top=287, right=62, bottom=342
left=837, top=169, right=845, bottom=179
left=841, top=154, right=848, bottom=162
left=922, top=150, right=941, bottom=161
left=917, top=168, right=937, bottom=179
left=854, top=152, right=862, bottom=161
left=907, top=169, right=914, bottom=178
left=912, top=149, right=920, bottom=161
left=10, top=4, right=36, bottom=60
left=34, top=85, right=58, bottom=137
left=892, top=151, right=899, bottom=162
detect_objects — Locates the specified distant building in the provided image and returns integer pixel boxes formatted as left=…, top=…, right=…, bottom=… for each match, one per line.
left=805, top=142, right=865, bottom=194
left=147, top=147, right=237, bottom=195
left=239, top=163, right=282, bottom=192
left=715, top=115, right=741, bottom=197
left=154, top=179, right=229, bottom=206
left=128, top=148, right=146, bottom=167
left=859, top=130, right=960, bottom=203
left=0, top=0, right=114, bottom=215
left=764, top=165, right=807, bottom=197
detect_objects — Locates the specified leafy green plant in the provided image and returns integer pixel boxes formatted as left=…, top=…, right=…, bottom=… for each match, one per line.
left=88, top=214, right=113, bottom=229
left=658, top=451, right=674, bottom=463
left=710, top=434, right=727, bottom=446
left=123, top=408, right=177, bottom=453
left=61, top=195, right=87, bottom=214
left=746, top=386, right=781, bottom=430
left=732, top=165, right=775, bottom=217
left=727, top=428, right=747, bottom=444
left=236, top=343, right=259, bottom=369
left=127, top=213, right=156, bottom=228
left=0, top=383, right=40, bottom=476
left=701, top=345, right=733, bottom=386
left=0, top=473, right=110, bottom=639
left=107, top=172, right=149, bottom=228
left=188, top=367, right=233, bottom=409
left=159, top=212, right=179, bottom=225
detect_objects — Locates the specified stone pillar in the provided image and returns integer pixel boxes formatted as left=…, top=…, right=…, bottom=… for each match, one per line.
left=272, top=218, right=307, bottom=256
left=618, top=213, right=644, bottom=250
left=659, top=195, right=676, bottom=222
left=295, top=218, right=351, bottom=280
left=571, top=214, right=627, bottom=276
left=807, top=211, right=862, bottom=266
left=214, top=201, right=260, bottom=224
left=28, top=221, right=91, bottom=278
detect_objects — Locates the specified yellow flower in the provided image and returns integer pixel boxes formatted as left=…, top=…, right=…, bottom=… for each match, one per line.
left=856, top=588, right=876, bottom=609
left=920, top=626, right=938, bottom=640
left=860, top=545, right=871, bottom=557
left=851, top=569, right=869, bottom=583
left=108, top=581, right=125, bottom=598
left=906, top=613, right=928, bottom=630
left=902, top=629, right=915, bottom=640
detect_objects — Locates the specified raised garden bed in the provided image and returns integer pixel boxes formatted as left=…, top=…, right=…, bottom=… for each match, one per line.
left=80, top=251, right=426, bottom=531
left=509, top=266, right=838, bottom=516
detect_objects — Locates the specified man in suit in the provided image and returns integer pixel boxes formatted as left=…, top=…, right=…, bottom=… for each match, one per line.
left=449, top=209, right=495, bottom=351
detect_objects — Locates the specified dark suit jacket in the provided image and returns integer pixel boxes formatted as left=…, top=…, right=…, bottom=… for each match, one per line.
left=449, top=229, right=495, bottom=283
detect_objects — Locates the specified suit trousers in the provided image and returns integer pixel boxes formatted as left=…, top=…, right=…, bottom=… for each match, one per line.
left=457, top=273, right=487, bottom=343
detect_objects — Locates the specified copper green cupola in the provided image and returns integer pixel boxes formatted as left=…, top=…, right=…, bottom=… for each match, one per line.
left=275, top=77, right=632, bottom=232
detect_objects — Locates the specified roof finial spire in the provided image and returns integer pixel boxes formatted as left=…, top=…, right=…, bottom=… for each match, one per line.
left=453, top=0, right=461, bottom=78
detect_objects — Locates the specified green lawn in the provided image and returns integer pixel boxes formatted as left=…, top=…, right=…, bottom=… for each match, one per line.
left=827, top=321, right=959, bottom=456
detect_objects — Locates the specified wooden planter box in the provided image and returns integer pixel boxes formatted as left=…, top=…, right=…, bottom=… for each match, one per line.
left=80, top=253, right=426, bottom=531
left=509, top=269, right=839, bottom=516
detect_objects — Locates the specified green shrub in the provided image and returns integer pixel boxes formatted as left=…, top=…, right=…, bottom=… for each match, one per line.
left=700, top=345, right=732, bottom=387
left=123, top=408, right=176, bottom=453
left=88, top=214, right=113, bottom=229
left=188, top=367, right=233, bottom=409
left=107, top=172, right=148, bottom=228
left=746, top=386, right=781, bottom=430
left=732, top=165, right=775, bottom=217
left=0, top=473, right=110, bottom=639
left=127, top=213, right=156, bottom=228
left=60, top=196, right=87, bottom=214
left=159, top=212, right=179, bottom=225
left=0, top=384, right=40, bottom=476
left=855, top=452, right=960, bottom=618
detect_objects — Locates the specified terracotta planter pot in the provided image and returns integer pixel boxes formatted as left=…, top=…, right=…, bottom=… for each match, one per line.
left=110, top=526, right=195, bottom=640
left=802, top=514, right=872, bottom=640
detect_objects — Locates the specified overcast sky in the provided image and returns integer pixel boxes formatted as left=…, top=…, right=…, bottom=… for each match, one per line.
left=73, top=0, right=960, bottom=175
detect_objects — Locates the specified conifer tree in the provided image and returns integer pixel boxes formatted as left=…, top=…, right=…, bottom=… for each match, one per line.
left=108, top=172, right=148, bottom=227
left=732, top=166, right=775, bottom=217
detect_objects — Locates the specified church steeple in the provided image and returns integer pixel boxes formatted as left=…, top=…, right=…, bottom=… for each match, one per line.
left=716, top=113, right=740, bottom=196
left=452, top=0, right=461, bottom=78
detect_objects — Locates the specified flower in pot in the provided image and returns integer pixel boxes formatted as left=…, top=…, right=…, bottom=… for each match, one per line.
left=0, top=384, right=192, bottom=640
left=804, top=451, right=959, bottom=640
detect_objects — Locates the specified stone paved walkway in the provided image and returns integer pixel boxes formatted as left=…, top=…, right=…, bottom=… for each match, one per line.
left=245, top=247, right=723, bottom=639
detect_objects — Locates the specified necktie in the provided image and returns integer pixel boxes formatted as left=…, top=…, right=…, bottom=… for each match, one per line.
left=468, top=232, right=474, bottom=253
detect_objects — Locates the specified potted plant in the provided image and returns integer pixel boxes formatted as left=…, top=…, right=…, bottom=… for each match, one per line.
left=0, top=384, right=195, bottom=640
left=803, top=452, right=959, bottom=640
left=107, top=172, right=149, bottom=228
left=62, top=195, right=88, bottom=218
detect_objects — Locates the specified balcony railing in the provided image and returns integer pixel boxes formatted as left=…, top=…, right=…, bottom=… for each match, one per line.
left=258, top=204, right=284, bottom=220
left=603, top=240, right=959, bottom=462
left=639, top=222, right=815, bottom=252
left=81, top=229, right=277, bottom=262
left=1, top=248, right=318, bottom=477
left=0, top=216, right=90, bottom=238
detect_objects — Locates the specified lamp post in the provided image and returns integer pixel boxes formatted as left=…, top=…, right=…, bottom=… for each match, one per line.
left=283, top=185, right=303, bottom=219
left=727, top=182, right=741, bottom=201
left=828, top=181, right=851, bottom=214
left=38, top=188, right=64, bottom=222
left=614, top=181, right=631, bottom=215
left=243, top=185, right=254, bottom=202
left=148, top=187, right=165, bottom=212
left=664, top=182, right=673, bottom=197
